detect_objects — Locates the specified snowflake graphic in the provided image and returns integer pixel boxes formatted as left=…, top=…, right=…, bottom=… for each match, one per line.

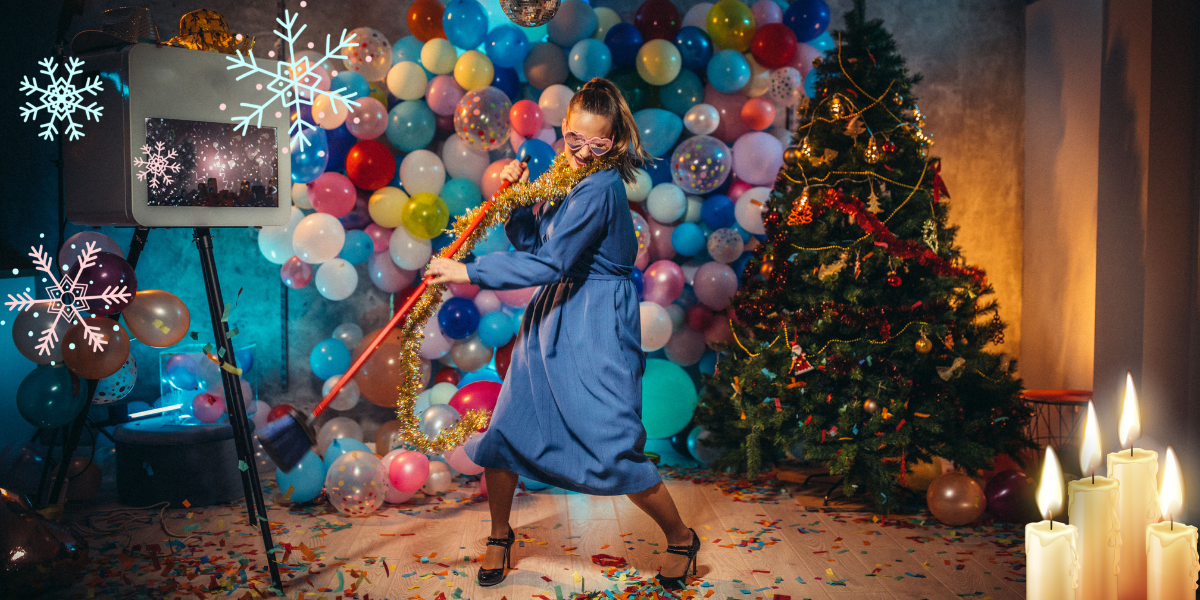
left=19, top=57, right=104, bottom=141
left=5, top=243, right=131, bottom=356
left=133, top=141, right=182, bottom=189
left=225, top=10, right=361, bottom=149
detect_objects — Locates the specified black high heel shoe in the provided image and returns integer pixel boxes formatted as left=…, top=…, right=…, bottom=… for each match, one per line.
left=655, top=528, right=700, bottom=590
left=477, top=526, right=515, bottom=587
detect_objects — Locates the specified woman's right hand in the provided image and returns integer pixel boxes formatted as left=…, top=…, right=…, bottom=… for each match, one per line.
left=500, top=159, right=530, bottom=185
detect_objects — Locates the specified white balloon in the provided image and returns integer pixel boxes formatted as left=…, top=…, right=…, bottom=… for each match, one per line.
left=624, top=168, right=653, bottom=202
left=419, top=316, right=452, bottom=359
left=422, top=461, right=453, bottom=494
left=292, top=212, right=346, bottom=264
left=322, top=374, right=362, bottom=411
left=317, top=416, right=363, bottom=454
left=683, top=103, right=720, bottom=136
left=474, top=290, right=502, bottom=314
left=332, top=322, right=364, bottom=349
left=646, top=183, right=687, bottom=223
left=640, top=301, right=673, bottom=351
left=732, top=131, right=784, bottom=186
left=389, top=226, right=433, bottom=270
left=312, top=93, right=351, bottom=129
left=735, top=187, right=772, bottom=235
left=386, top=61, right=428, bottom=100
left=400, top=149, right=446, bottom=195
left=292, top=183, right=312, bottom=209
left=258, top=207, right=305, bottom=264
left=429, top=382, right=458, bottom=405
left=315, top=258, right=359, bottom=301
left=538, top=84, right=574, bottom=125
left=682, top=2, right=714, bottom=29
left=442, top=135, right=490, bottom=187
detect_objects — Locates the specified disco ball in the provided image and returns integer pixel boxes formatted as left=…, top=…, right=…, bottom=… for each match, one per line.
left=502, top=0, right=561, bottom=27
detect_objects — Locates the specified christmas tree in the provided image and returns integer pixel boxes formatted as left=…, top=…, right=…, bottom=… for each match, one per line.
left=694, top=1, right=1031, bottom=511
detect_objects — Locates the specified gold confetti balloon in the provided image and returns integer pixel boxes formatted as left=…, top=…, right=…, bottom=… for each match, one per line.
left=502, top=0, right=562, bottom=27
left=453, top=87, right=512, bottom=152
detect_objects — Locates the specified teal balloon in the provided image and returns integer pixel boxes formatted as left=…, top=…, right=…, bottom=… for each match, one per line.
left=474, top=224, right=511, bottom=254
left=16, top=364, right=87, bottom=429
left=640, top=359, right=697, bottom=439
left=633, top=108, right=683, bottom=157
left=386, top=100, right=437, bottom=152
left=707, top=49, right=751, bottom=94
left=477, top=311, right=514, bottom=347
left=484, top=25, right=531, bottom=70
left=568, top=39, right=612, bottom=81
left=276, top=450, right=327, bottom=503
left=324, top=438, right=371, bottom=466
left=443, top=0, right=489, bottom=50
left=441, top=178, right=483, bottom=218
left=520, top=475, right=551, bottom=490
left=332, top=71, right=370, bottom=102
left=659, top=69, right=704, bottom=116
left=392, top=35, right=427, bottom=66
left=339, top=229, right=374, bottom=265
left=291, top=127, right=328, bottom=183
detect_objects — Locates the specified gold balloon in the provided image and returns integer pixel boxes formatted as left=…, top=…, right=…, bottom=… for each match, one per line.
left=926, top=472, right=987, bottom=526
left=904, top=456, right=942, bottom=492
left=61, top=318, right=130, bottom=380
left=122, top=290, right=190, bottom=348
left=375, top=419, right=403, bottom=456
left=355, top=340, right=410, bottom=407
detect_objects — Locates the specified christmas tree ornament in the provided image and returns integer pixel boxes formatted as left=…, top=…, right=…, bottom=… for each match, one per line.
left=787, top=187, right=812, bottom=226
left=989, top=313, right=1005, bottom=345
left=502, top=0, right=562, bottom=27
left=881, top=140, right=896, bottom=152
left=863, top=399, right=878, bottom=414
left=783, top=145, right=805, bottom=167
left=936, top=357, right=967, bottom=381
left=865, top=181, right=883, bottom=214
left=922, top=218, right=938, bottom=251
left=828, top=95, right=844, bottom=119
left=790, top=343, right=814, bottom=375
left=843, top=115, right=866, bottom=138
left=864, top=135, right=882, bottom=163
left=915, top=330, right=933, bottom=354
left=886, top=272, right=901, bottom=287
left=942, top=332, right=956, bottom=349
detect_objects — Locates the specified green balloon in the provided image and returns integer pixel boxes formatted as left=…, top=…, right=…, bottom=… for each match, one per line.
left=401, top=192, right=450, bottom=239
left=641, top=359, right=697, bottom=439
left=17, top=364, right=87, bottom=429
left=607, top=66, right=659, bottom=113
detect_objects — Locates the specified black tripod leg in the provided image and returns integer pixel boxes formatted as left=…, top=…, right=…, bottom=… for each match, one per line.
left=192, top=228, right=283, bottom=591
left=46, top=380, right=98, bottom=507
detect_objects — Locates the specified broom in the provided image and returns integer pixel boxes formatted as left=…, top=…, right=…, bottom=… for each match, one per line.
left=260, top=156, right=531, bottom=472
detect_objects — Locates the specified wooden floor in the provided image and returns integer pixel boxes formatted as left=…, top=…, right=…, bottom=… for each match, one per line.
left=59, top=452, right=1026, bottom=600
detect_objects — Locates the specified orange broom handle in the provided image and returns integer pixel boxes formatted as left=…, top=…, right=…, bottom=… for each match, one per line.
left=312, top=157, right=528, bottom=418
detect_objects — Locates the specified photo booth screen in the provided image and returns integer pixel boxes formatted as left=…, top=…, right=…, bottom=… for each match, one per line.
left=144, top=118, right=279, bottom=208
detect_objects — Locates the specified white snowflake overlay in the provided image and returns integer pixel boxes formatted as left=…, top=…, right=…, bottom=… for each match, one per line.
left=5, top=243, right=131, bottom=355
left=225, top=10, right=361, bottom=149
left=133, top=141, right=183, bottom=189
left=20, top=57, right=104, bottom=141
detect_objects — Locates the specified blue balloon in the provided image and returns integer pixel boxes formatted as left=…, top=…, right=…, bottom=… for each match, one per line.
left=474, top=224, right=511, bottom=254
left=477, top=311, right=514, bottom=347
left=732, top=222, right=753, bottom=242
left=325, top=124, right=355, bottom=173
left=517, top=139, right=557, bottom=180
left=808, top=30, right=835, bottom=52
left=659, top=69, right=704, bottom=116
left=310, top=338, right=351, bottom=379
left=165, top=358, right=200, bottom=390
left=701, top=194, right=736, bottom=229
left=568, top=39, right=612, bottom=81
left=644, top=155, right=673, bottom=185
left=782, top=0, right=831, bottom=42
left=491, top=67, right=521, bottom=102
left=803, top=68, right=818, bottom=99
left=731, top=251, right=751, bottom=280
left=630, top=266, right=644, bottom=300
left=234, top=347, right=254, bottom=374
left=386, top=99, right=437, bottom=152
left=431, top=232, right=456, bottom=255
left=707, top=50, right=751, bottom=94
left=671, top=222, right=706, bottom=256
left=485, top=25, right=531, bottom=70
left=442, top=178, right=483, bottom=218
left=324, top=438, right=371, bottom=466
left=392, top=35, right=426, bottom=65
left=604, top=23, right=643, bottom=67
left=438, top=296, right=481, bottom=339
left=510, top=308, right=525, bottom=332
left=339, top=229, right=375, bottom=265
left=698, top=350, right=718, bottom=375
left=673, top=26, right=712, bottom=72
left=290, top=128, right=328, bottom=183
left=276, top=450, right=326, bottom=503
left=331, top=71, right=371, bottom=102
left=633, top=108, right=683, bottom=157
left=460, top=369, right=503, bottom=385
left=444, top=0, right=489, bottom=49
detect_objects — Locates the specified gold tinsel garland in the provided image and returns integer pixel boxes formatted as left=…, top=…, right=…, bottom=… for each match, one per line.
left=392, top=153, right=616, bottom=453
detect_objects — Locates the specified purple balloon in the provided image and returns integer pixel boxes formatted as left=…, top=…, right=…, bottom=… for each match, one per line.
left=643, top=260, right=685, bottom=305
left=59, top=231, right=124, bottom=268
left=985, top=470, right=1037, bottom=522
left=65, top=251, right=137, bottom=316
left=368, top=251, right=417, bottom=292
left=339, top=188, right=373, bottom=230
left=693, top=261, right=739, bottom=310
left=426, top=75, right=466, bottom=116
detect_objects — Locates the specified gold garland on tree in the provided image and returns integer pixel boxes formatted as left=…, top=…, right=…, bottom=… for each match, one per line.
left=392, top=153, right=616, bottom=453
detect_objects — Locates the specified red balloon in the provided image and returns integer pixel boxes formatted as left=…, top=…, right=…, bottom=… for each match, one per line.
left=433, top=367, right=462, bottom=385
left=686, top=305, right=714, bottom=331
left=509, top=100, right=544, bottom=138
left=740, top=97, right=776, bottom=130
left=267, top=403, right=294, bottom=422
left=494, top=339, right=515, bottom=379
left=634, top=0, right=682, bottom=41
left=345, top=140, right=396, bottom=191
left=448, top=381, right=502, bottom=430
left=750, top=23, right=798, bottom=69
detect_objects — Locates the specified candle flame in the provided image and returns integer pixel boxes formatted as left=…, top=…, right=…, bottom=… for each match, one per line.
left=1160, top=445, right=1184, bottom=520
left=1118, top=371, right=1141, bottom=448
left=1037, top=446, right=1065, bottom=520
left=1080, top=400, right=1103, bottom=475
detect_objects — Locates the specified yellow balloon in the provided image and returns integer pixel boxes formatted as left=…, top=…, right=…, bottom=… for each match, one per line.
left=312, top=93, right=350, bottom=129
left=368, top=82, right=388, bottom=106
left=707, top=0, right=756, bottom=52
left=743, top=52, right=771, bottom=97
left=593, top=7, right=621, bottom=40
left=636, top=39, right=682, bottom=86
left=401, top=192, right=450, bottom=239
left=368, top=186, right=410, bottom=228
left=386, top=61, right=429, bottom=100
left=421, top=38, right=458, bottom=75
left=454, top=50, right=495, bottom=92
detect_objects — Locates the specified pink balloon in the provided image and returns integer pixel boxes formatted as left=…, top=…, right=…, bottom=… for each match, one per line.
left=446, top=444, right=485, bottom=475
left=474, top=290, right=502, bottom=314
left=296, top=64, right=331, bottom=100
left=733, top=131, right=785, bottom=186
left=693, top=261, right=739, bottom=310
left=281, top=256, right=314, bottom=289
left=480, top=160, right=510, bottom=199
left=448, top=381, right=501, bottom=419
left=665, top=327, right=706, bottom=366
left=704, top=313, right=734, bottom=348
left=495, top=286, right=537, bottom=308
left=426, top=75, right=466, bottom=116
left=509, top=100, right=544, bottom=138
left=647, top=218, right=676, bottom=262
left=368, top=251, right=417, bottom=293
left=449, top=282, right=480, bottom=299
left=419, top=315, right=453, bottom=359
left=728, top=179, right=753, bottom=200
left=635, top=250, right=650, bottom=271
left=508, top=130, right=528, bottom=153
left=751, top=0, right=782, bottom=24
left=792, top=43, right=823, bottom=77
left=643, top=260, right=685, bottom=305
left=705, top=85, right=751, bottom=144
left=533, top=127, right=556, bottom=145
left=346, top=96, right=389, bottom=140
left=192, top=392, right=225, bottom=423
left=365, top=223, right=393, bottom=252
left=382, top=449, right=417, bottom=503
left=59, top=231, right=124, bottom=267
left=308, top=172, right=357, bottom=217
left=387, top=450, right=430, bottom=494
left=552, top=137, right=566, bottom=153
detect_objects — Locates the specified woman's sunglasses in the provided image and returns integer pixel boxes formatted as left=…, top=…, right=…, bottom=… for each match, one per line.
left=563, top=130, right=614, bottom=156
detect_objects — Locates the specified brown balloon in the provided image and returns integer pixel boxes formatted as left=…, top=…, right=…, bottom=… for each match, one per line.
left=11, top=308, right=69, bottom=365
left=375, top=420, right=403, bottom=455
left=0, top=487, right=89, bottom=596
left=122, top=290, right=190, bottom=347
left=65, top=458, right=102, bottom=503
left=355, top=340, right=411, bottom=407
left=61, top=317, right=131, bottom=380
left=926, top=472, right=987, bottom=526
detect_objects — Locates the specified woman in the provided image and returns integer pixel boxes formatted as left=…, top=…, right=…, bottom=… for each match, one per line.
left=425, top=79, right=699, bottom=590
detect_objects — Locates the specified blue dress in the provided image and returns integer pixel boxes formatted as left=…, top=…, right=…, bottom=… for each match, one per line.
left=462, top=168, right=662, bottom=495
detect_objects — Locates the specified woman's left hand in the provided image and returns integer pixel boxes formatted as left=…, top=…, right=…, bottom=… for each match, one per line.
left=426, top=257, right=471, bottom=285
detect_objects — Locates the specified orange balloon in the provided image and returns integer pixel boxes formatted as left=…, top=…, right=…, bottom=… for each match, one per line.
left=355, top=340, right=410, bottom=407
left=408, top=0, right=447, bottom=42
left=375, top=419, right=403, bottom=455
left=123, top=290, right=190, bottom=347
left=62, top=317, right=131, bottom=380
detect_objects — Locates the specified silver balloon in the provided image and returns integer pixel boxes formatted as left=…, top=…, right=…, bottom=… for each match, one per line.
left=502, top=0, right=561, bottom=27
left=451, top=335, right=494, bottom=373
left=422, top=460, right=454, bottom=494
left=419, top=404, right=461, bottom=440
left=331, top=323, right=364, bottom=350
left=686, top=427, right=726, bottom=465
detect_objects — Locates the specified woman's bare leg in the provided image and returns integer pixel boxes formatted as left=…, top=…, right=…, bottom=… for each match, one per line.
left=626, top=481, right=693, bottom=577
left=482, top=467, right=519, bottom=569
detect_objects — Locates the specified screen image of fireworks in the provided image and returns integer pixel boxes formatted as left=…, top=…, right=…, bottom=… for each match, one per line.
left=144, top=117, right=279, bottom=208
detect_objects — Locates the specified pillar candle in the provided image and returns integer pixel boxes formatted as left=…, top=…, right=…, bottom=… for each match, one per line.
left=1145, top=522, right=1199, bottom=600
left=1026, top=520, right=1080, bottom=600
left=1069, top=476, right=1122, bottom=600
left=1108, top=449, right=1161, bottom=600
